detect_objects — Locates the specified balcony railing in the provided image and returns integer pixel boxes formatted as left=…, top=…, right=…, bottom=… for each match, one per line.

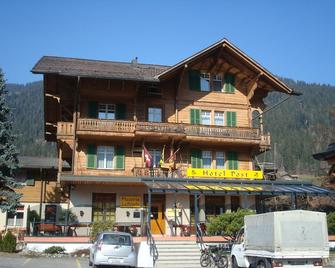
left=57, top=122, right=74, bottom=136
left=67, top=118, right=264, bottom=142
left=184, top=125, right=260, bottom=140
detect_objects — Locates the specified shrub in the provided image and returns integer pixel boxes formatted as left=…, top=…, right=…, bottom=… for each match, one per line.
left=89, top=220, right=115, bottom=241
left=327, top=212, right=335, bottom=235
left=1, top=231, right=16, bottom=253
left=207, top=209, right=254, bottom=236
left=43, top=246, right=66, bottom=254
left=0, top=233, right=3, bottom=251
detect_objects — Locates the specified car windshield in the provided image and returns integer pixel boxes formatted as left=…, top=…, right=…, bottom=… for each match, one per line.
left=102, top=234, right=131, bottom=246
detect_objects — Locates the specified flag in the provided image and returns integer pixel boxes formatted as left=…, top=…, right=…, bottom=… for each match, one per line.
left=159, top=145, right=165, bottom=167
left=143, top=146, right=152, bottom=168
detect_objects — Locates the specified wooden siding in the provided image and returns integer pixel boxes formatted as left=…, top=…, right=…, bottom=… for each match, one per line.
left=72, top=141, right=253, bottom=177
left=17, top=180, right=67, bottom=203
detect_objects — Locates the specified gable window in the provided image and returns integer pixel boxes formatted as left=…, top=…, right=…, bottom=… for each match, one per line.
left=148, top=107, right=162, bottom=122
left=97, top=146, right=114, bottom=169
left=201, top=110, right=211, bottom=125
left=212, top=74, right=223, bottom=91
left=149, top=149, right=162, bottom=168
left=202, top=151, right=212, bottom=168
left=214, top=111, right=224, bottom=126
left=200, top=73, right=210, bottom=92
left=99, top=104, right=115, bottom=120
left=216, top=152, right=225, bottom=169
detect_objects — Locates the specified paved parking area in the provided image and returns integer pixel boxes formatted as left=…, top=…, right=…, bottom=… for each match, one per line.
left=0, top=255, right=91, bottom=268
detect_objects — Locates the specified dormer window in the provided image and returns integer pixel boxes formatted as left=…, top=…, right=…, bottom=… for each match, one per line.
left=200, top=73, right=210, bottom=92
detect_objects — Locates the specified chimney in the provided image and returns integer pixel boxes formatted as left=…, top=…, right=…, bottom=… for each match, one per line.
left=131, top=57, right=138, bottom=66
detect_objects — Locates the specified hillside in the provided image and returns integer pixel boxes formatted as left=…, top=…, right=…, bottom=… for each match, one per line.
left=5, top=79, right=335, bottom=175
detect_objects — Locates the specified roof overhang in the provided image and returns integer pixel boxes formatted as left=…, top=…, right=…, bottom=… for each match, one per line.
left=157, top=39, right=294, bottom=95
left=142, top=177, right=335, bottom=196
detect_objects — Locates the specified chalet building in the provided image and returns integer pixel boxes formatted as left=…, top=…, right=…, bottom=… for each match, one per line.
left=31, top=39, right=333, bottom=236
left=313, top=143, right=335, bottom=179
left=0, top=156, right=69, bottom=233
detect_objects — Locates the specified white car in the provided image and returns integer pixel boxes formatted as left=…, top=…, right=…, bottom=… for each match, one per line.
left=89, top=231, right=137, bottom=268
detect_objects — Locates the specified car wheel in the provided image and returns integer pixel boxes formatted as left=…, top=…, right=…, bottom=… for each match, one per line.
left=88, top=260, right=93, bottom=266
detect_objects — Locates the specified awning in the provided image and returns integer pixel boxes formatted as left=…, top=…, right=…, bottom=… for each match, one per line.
left=142, top=178, right=335, bottom=196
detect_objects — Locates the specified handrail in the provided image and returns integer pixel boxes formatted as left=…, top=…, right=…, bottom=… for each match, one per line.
left=146, top=224, right=159, bottom=263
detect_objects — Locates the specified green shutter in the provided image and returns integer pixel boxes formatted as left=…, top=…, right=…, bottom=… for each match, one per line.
left=190, top=109, right=201, bottom=125
left=226, top=111, right=236, bottom=127
left=87, top=144, right=97, bottom=168
left=188, top=70, right=201, bottom=91
left=224, top=73, right=235, bottom=93
left=88, top=101, right=98, bottom=118
left=115, top=104, right=126, bottom=120
left=25, top=172, right=35, bottom=186
left=115, top=146, right=125, bottom=169
left=227, top=151, right=238, bottom=170
left=191, top=149, right=202, bottom=168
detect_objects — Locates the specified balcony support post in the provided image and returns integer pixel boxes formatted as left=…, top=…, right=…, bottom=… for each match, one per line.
left=71, top=76, right=80, bottom=174
left=57, top=143, right=63, bottom=183
left=147, top=189, right=152, bottom=232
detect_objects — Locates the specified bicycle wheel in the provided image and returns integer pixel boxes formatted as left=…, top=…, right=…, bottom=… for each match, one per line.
left=200, top=252, right=211, bottom=267
left=216, top=254, right=229, bottom=268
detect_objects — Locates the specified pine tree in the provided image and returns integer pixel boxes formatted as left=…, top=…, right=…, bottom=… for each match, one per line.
left=0, top=69, right=21, bottom=213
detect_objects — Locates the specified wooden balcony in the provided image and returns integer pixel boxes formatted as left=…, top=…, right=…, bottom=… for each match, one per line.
left=60, top=118, right=268, bottom=146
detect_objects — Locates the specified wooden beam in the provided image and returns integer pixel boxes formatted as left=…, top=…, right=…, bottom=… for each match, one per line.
left=247, top=73, right=263, bottom=101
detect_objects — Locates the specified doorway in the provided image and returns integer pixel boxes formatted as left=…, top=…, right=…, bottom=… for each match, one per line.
left=150, top=202, right=165, bottom=235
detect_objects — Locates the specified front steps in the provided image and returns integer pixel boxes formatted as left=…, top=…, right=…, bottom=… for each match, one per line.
left=154, top=240, right=202, bottom=268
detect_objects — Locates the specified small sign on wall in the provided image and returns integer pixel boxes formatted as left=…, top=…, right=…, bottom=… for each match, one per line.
left=120, top=196, right=141, bottom=208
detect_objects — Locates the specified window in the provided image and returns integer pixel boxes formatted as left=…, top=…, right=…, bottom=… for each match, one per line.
left=92, top=193, right=116, bottom=222
left=98, top=104, right=115, bottom=119
left=201, top=110, right=211, bottom=125
left=212, top=74, right=223, bottom=91
left=214, top=111, right=224, bottom=126
left=148, top=107, right=162, bottom=122
left=200, top=73, right=210, bottom=92
left=202, top=151, right=212, bottom=168
left=97, top=146, right=114, bottom=169
left=7, top=207, right=24, bottom=227
left=216, top=152, right=225, bottom=169
left=149, top=149, right=162, bottom=168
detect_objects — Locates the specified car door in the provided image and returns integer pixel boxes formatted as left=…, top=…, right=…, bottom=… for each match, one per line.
left=232, top=228, right=247, bottom=267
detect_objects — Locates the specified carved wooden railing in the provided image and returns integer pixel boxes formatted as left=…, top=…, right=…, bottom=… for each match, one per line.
left=77, top=118, right=136, bottom=132
left=132, top=166, right=186, bottom=178
left=260, top=132, right=271, bottom=148
left=135, top=121, right=185, bottom=134
left=74, top=118, right=263, bottom=141
left=57, top=122, right=74, bottom=136
left=184, top=124, right=260, bottom=140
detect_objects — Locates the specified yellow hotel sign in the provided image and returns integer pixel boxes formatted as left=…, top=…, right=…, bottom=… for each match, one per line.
left=187, top=168, right=263, bottom=180
left=120, top=196, right=141, bottom=208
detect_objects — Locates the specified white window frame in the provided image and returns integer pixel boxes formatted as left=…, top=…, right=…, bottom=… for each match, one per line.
left=201, top=110, right=211, bottom=125
left=212, top=74, right=223, bottom=91
left=98, top=104, right=115, bottom=120
left=148, top=107, right=162, bottom=122
left=97, top=146, right=115, bottom=169
left=214, top=111, right=225, bottom=126
left=216, top=151, right=225, bottom=169
left=7, top=211, right=24, bottom=227
left=200, top=73, right=210, bottom=92
left=202, top=151, right=212, bottom=168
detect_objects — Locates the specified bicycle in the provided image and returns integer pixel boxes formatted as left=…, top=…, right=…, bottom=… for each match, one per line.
left=200, top=244, right=229, bottom=268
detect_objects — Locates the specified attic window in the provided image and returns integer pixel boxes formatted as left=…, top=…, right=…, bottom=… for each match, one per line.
left=212, top=74, right=223, bottom=91
left=200, top=73, right=210, bottom=92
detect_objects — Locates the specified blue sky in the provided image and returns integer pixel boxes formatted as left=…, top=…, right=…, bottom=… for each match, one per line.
left=1, top=0, right=335, bottom=85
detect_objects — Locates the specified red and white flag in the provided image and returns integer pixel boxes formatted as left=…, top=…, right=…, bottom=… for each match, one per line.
left=143, top=146, right=152, bottom=168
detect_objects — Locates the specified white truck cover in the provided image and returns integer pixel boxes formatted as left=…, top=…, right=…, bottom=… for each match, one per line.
left=244, top=210, right=329, bottom=258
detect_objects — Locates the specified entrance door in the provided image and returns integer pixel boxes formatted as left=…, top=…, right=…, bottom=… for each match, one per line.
left=150, top=203, right=165, bottom=235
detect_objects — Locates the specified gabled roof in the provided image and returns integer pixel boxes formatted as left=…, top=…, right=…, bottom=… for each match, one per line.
left=157, top=39, right=294, bottom=94
left=313, top=143, right=335, bottom=161
left=31, top=56, right=169, bottom=82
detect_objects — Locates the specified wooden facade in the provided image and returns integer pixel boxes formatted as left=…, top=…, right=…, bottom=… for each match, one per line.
left=33, top=40, right=294, bottom=181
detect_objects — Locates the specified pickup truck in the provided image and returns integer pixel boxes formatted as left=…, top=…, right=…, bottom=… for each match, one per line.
left=231, top=210, right=329, bottom=268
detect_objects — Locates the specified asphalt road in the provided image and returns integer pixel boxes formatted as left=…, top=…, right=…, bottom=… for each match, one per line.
left=0, top=255, right=91, bottom=268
